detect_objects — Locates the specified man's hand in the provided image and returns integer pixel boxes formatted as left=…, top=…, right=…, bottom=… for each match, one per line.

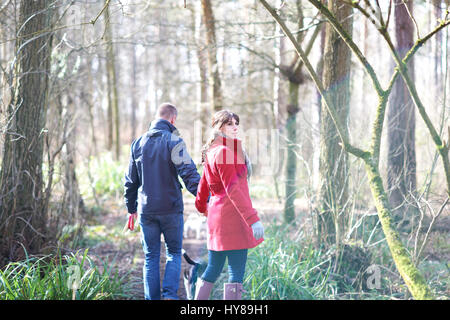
left=124, top=213, right=138, bottom=232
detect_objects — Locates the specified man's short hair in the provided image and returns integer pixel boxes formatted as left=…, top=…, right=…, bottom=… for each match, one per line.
left=156, top=103, right=178, bottom=120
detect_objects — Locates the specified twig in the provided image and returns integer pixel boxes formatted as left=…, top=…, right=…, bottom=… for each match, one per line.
left=385, top=0, right=393, bottom=29
left=415, top=197, right=449, bottom=265
left=90, top=0, right=111, bottom=25
left=402, top=0, right=421, bottom=39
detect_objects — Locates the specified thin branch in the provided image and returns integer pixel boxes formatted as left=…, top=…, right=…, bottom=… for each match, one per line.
left=402, top=0, right=421, bottom=39
left=415, top=197, right=449, bottom=265
left=385, top=0, right=393, bottom=29
left=90, top=0, right=111, bottom=26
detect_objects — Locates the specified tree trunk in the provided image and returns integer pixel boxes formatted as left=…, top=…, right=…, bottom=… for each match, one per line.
left=272, top=12, right=286, bottom=204
left=317, top=0, right=352, bottom=246
left=130, top=44, right=138, bottom=142
left=193, top=1, right=209, bottom=144
left=0, top=0, right=54, bottom=263
left=387, top=0, right=416, bottom=224
left=284, top=82, right=300, bottom=224
left=201, top=0, right=223, bottom=111
left=104, top=2, right=120, bottom=160
left=364, top=159, right=432, bottom=299
left=433, top=0, right=442, bottom=108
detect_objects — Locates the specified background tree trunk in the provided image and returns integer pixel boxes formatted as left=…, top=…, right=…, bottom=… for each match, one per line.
left=193, top=1, right=209, bottom=144
left=0, top=0, right=54, bottom=263
left=317, top=0, right=352, bottom=246
left=282, top=1, right=306, bottom=224
left=201, top=0, right=223, bottom=111
left=387, top=0, right=416, bottom=225
left=284, top=81, right=300, bottom=224
left=104, top=2, right=120, bottom=160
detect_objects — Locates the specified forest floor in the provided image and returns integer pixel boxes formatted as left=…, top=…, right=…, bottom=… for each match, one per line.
left=78, top=195, right=449, bottom=300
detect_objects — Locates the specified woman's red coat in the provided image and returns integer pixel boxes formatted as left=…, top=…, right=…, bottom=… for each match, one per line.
left=195, top=135, right=263, bottom=251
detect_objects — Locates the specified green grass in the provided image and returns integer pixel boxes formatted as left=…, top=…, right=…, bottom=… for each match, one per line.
left=77, top=152, right=126, bottom=200
left=243, top=224, right=334, bottom=299
left=208, top=223, right=336, bottom=300
left=0, top=248, right=130, bottom=300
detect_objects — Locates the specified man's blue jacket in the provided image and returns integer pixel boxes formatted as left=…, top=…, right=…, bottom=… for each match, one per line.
left=124, top=119, right=200, bottom=215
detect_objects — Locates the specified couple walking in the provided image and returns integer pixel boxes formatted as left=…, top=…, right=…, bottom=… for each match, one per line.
left=124, top=103, right=264, bottom=300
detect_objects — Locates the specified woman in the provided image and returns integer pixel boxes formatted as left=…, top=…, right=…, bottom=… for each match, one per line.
left=194, top=110, right=264, bottom=300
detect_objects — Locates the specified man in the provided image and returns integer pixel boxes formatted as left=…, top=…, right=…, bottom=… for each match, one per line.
left=124, top=103, right=200, bottom=300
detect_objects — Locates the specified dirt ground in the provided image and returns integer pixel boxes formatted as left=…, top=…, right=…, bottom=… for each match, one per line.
left=86, top=197, right=212, bottom=300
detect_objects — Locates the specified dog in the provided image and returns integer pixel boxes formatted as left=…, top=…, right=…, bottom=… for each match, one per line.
left=182, top=249, right=208, bottom=300
left=183, top=214, right=207, bottom=239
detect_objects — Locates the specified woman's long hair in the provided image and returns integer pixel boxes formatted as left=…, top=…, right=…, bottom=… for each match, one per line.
left=201, top=110, right=252, bottom=179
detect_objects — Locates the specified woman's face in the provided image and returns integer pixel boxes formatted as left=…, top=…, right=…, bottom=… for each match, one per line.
left=220, top=117, right=239, bottom=139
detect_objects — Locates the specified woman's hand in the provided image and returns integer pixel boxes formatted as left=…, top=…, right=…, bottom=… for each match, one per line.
left=198, top=208, right=208, bottom=217
left=251, top=221, right=264, bottom=240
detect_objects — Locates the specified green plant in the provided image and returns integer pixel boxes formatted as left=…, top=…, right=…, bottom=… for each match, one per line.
left=0, top=248, right=130, bottom=300
left=78, top=152, right=126, bottom=200
left=243, top=224, right=335, bottom=300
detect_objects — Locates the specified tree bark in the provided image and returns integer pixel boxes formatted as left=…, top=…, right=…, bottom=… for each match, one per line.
left=387, top=0, right=416, bottom=223
left=317, top=0, right=352, bottom=246
left=130, top=44, right=138, bottom=142
left=284, top=81, right=300, bottom=224
left=201, top=0, right=223, bottom=111
left=104, top=2, right=120, bottom=160
left=193, top=1, right=209, bottom=144
left=0, top=0, right=54, bottom=263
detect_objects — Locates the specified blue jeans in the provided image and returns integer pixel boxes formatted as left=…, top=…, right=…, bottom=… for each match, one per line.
left=201, top=249, right=248, bottom=283
left=139, top=213, right=183, bottom=300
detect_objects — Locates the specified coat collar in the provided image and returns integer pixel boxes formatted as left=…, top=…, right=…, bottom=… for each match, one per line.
left=212, top=132, right=242, bottom=148
left=149, top=118, right=178, bottom=134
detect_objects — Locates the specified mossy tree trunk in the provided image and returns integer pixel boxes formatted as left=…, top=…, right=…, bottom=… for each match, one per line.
left=364, top=158, right=431, bottom=299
